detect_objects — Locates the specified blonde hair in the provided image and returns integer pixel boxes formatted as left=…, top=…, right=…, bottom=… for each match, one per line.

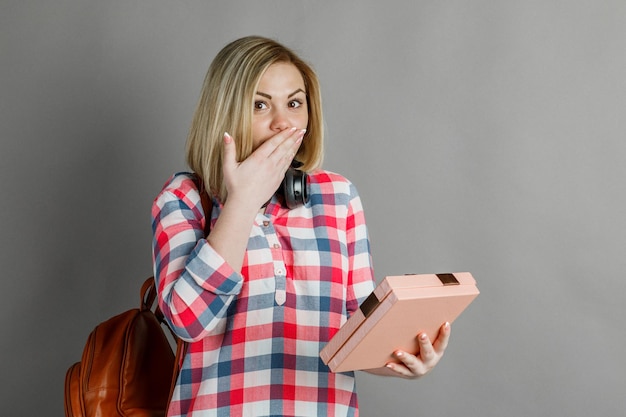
left=186, top=36, right=324, bottom=201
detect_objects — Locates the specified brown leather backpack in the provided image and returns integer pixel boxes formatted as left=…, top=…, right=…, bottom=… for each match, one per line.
left=64, top=277, right=183, bottom=417
left=64, top=176, right=210, bottom=417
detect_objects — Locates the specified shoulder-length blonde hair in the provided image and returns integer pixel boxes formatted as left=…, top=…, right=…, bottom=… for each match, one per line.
left=186, top=36, right=324, bottom=201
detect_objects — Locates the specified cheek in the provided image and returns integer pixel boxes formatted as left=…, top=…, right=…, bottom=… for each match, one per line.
left=251, top=120, right=267, bottom=147
left=298, top=112, right=309, bottom=129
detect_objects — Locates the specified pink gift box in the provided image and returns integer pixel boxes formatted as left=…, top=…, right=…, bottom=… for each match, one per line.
left=320, top=272, right=479, bottom=372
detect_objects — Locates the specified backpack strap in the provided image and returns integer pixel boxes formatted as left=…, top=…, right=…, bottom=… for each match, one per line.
left=141, top=276, right=158, bottom=311
left=138, top=276, right=181, bottom=413
left=194, top=173, right=213, bottom=237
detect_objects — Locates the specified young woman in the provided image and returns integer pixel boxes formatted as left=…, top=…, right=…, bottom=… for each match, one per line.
left=152, top=35, right=450, bottom=417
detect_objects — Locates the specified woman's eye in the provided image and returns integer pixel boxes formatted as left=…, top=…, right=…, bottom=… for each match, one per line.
left=288, top=99, right=303, bottom=109
left=254, top=101, right=268, bottom=110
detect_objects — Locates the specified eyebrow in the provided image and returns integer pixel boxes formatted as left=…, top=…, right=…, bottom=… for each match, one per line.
left=255, top=88, right=306, bottom=100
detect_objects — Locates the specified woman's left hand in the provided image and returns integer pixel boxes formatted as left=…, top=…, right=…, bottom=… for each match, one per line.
left=384, top=322, right=451, bottom=379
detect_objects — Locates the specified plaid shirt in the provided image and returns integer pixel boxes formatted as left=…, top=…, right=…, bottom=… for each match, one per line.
left=152, top=170, right=375, bottom=417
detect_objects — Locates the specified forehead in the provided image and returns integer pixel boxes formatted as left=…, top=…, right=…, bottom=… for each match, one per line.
left=257, top=62, right=305, bottom=92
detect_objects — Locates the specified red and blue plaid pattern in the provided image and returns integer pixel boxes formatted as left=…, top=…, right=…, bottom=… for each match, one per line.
left=152, top=171, right=375, bottom=417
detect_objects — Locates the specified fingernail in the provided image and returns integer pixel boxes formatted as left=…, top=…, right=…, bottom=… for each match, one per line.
left=420, top=333, right=428, bottom=341
left=395, top=351, right=404, bottom=358
left=297, top=129, right=306, bottom=140
left=223, top=132, right=232, bottom=142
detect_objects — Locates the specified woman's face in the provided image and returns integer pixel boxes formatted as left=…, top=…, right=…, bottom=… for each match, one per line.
left=251, top=62, right=309, bottom=150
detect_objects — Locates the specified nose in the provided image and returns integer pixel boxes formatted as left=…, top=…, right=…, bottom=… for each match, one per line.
left=270, top=108, right=291, bottom=131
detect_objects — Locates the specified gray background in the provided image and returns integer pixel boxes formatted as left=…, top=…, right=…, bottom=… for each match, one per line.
left=1, top=1, right=625, bottom=416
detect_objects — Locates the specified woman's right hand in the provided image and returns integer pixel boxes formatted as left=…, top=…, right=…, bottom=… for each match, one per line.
left=206, top=127, right=304, bottom=274
left=222, top=127, right=305, bottom=212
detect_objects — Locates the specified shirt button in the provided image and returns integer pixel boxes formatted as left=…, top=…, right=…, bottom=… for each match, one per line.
left=276, top=269, right=284, bottom=276
left=273, top=243, right=280, bottom=249
left=263, top=221, right=270, bottom=227
left=275, top=289, right=286, bottom=306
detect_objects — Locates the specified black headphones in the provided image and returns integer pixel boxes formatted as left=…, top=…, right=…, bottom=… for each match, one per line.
left=280, top=160, right=309, bottom=209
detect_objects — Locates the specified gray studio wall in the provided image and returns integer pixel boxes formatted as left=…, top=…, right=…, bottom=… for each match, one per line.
left=1, top=1, right=625, bottom=415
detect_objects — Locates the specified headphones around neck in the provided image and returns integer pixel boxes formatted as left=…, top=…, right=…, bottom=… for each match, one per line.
left=280, top=160, right=309, bottom=209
